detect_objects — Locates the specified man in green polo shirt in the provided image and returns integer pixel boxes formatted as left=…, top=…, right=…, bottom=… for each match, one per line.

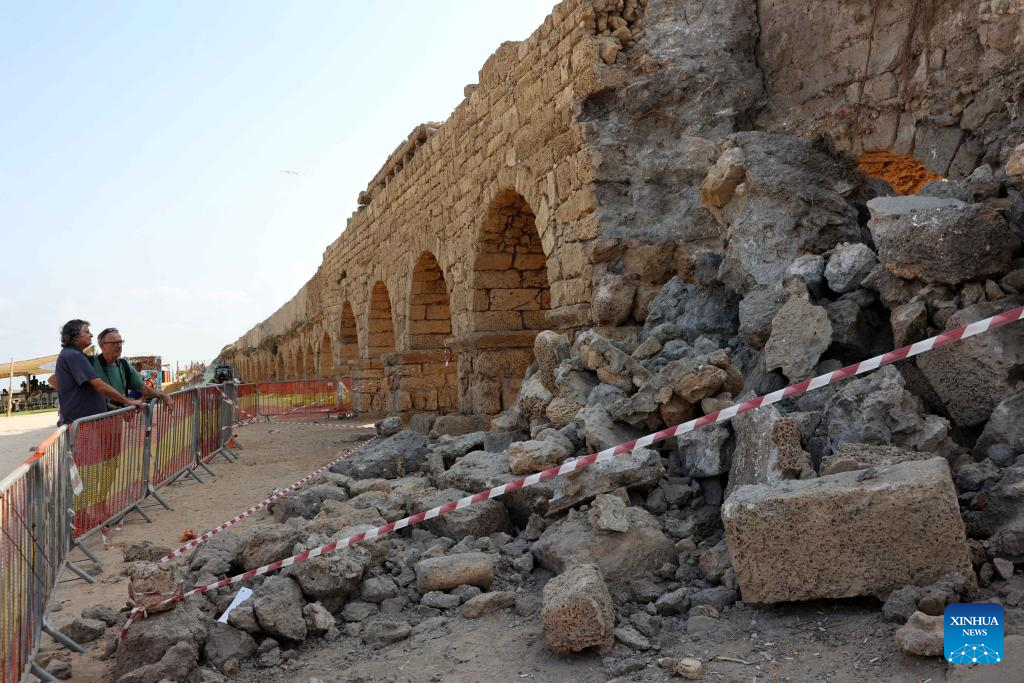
left=52, top=327, right=174, bottom=409
left=92, top=327, right=173, bottom=409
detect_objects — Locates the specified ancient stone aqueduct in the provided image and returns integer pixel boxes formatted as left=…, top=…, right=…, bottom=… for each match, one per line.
left=223, top=0, right=1022, bottom=418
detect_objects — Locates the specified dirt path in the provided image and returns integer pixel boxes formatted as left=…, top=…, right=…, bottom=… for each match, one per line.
left=0, top=410, right=59, bottom=479
left=38, top=418, right=376, bottom=682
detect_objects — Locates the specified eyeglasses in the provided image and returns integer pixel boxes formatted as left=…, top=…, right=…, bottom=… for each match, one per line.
left=101, top=340, right=125, bottom=345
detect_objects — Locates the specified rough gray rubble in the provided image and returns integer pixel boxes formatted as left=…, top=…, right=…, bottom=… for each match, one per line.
left=111, top=1, right=1024, bottom=677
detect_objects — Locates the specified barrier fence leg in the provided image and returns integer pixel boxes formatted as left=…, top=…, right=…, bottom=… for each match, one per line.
left=42, top=618, right=85, bottom=653
left=31, top=661, right=59, bottom=683
left=148, top=484, right=173, bottom=511
left=64, top=558, right=96, bottom=584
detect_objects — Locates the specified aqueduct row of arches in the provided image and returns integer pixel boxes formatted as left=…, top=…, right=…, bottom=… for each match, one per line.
left=231, top=189, right=556, bottom=416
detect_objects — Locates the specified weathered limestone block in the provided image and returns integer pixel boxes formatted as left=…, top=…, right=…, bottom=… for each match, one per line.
left=542, top=564, right=616, bottom=655
left=722, top=458, right=972, bottom=603
left=415, top=553, right=496, bottom=593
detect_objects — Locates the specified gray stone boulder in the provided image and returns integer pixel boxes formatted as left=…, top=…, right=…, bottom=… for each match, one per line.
left=764, top=287, right=832, bottom=381
left=203, top=622, right=256, bottom=674
left=430, top=431, right=486, bottom=468
left=542, top=564, right=615, bottom=654
left=287, top=534, right=375, bottom=611
left=252, top=575, right=307, bottom=642
left=117, top=640, right=197, bottom=683
left=436, top=449, right=556, bottom=521
left=738, top=284, right=785, bottom=348
left=895, top=611, right=944, bottom=657
left=824, top=242, right=877, bottom=293
left=116, top=601, right=207, bottom=680
left=362, top=620, right=412, bottom=649
left=331, top=431, right=429, bottom=480
left=973, top=393, right=1024, bottom=460
left=59, top=617, right=106, bottom=644
left=240, top=522, right=304, bottom=571
left=303, top=602, right=335, bottom=636
left=270, top=484, right=348, bottom=523
left=375, top=416, right=403, bottom=437
left=723, top=458, right=972, bottom=603
left=642, top=276, right=738, bottom=344
left=917, top=298, right=1024, bottom=427
left=189, top=530, right=243, bottom=577
left=532, top=506, right=676, bottom=581
left=867, top=199, right=1019, bottom=285
left=547, top=447, right=664, bottom=516
left=796, top=365, right=956, bottom=460
left=675, top=425, right=732, bottom=478
left=410, top=488, right=512, bottom=541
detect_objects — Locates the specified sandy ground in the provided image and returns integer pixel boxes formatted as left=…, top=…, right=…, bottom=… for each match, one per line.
left=31, top=419, right=1019, bottom=683
left=0, top=410, right=59, bottom=479
left=36, top=418, right=376, bottom=683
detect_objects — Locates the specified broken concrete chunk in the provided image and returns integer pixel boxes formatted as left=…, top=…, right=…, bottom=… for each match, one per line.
left=723, top=458, right=972, bottom=603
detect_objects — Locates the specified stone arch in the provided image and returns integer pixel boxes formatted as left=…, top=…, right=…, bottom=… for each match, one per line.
left=305, top=342, right=315, bottom=377
left=319, top=331, right=335, bottom=376
left=368, top=281, right=397, bottom=357
left=275, top=352, right=285, bottom=380
left=339, top=301, right=358, bottom=371
left=408, top=252, right=452, bottom=350
left=463, top=189, right=551, bottom=413
left=287, top=348, right=298, bottom=378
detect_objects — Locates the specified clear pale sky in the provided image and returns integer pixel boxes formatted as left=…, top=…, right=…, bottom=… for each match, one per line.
left=0, top=0, right=557, bottom=388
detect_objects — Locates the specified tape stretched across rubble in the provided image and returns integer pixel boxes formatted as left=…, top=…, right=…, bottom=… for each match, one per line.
left=118, top=304, right=1024, bottom=643
left=153, top=437, right=378, bottom=564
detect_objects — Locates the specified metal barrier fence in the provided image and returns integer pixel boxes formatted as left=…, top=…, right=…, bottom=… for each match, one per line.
left=1, top=428, right=80, bottom=683
left=254, top=378, right=348, bottom=419
left=0, top=378, right=357, bottom=681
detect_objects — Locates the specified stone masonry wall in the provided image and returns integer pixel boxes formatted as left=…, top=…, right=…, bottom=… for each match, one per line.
left=226, top=0, right=1023, bottom=419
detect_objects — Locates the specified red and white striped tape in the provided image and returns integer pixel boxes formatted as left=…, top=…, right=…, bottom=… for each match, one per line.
left=152, top=436, right=378, bottom=564
left=118, top=304, right=1024, bottom=643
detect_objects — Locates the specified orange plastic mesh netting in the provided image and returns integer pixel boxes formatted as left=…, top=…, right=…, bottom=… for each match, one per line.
left=857, top=150, right=943, bottom=195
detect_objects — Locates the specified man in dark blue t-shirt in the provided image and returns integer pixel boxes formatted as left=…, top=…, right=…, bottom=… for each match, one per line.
left=54, top=319, right=143, bottom=425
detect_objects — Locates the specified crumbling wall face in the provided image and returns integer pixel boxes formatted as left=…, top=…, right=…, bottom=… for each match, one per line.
left=754, top=0, right=1024, bottom=176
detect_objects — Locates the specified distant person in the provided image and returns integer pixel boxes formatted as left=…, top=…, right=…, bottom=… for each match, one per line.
left=50, top=319, right=143, bottom=425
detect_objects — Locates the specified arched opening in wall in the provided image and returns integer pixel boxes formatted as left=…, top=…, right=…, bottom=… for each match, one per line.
left=276, top=353, right=285, bottom=380
left=468, top=189, right=551, bottom=413
left=287, top=349, right=297, bottom=378
left=305, top=343, right=315, bottom=377
left=368, top=282, right=396, bottom=357
left=408, top=252, right=452, bottom=350
left=319, top=332, right=335, bottom=377
left=339, top=302, right=358, bottom=371
left=858, top=150, right=943, bottom=195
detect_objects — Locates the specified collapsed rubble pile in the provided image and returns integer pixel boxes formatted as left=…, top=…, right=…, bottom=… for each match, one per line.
left=93, top=133, right=1024, bottom=681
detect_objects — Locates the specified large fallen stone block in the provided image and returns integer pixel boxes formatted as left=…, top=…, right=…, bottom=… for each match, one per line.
left=542, top=564, right=615, bottom=655
left=533, top=506, right=676, bottom=581
left=722, top=458, right=971, bottom=603
left=547, top=447, right=664, bottom=516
